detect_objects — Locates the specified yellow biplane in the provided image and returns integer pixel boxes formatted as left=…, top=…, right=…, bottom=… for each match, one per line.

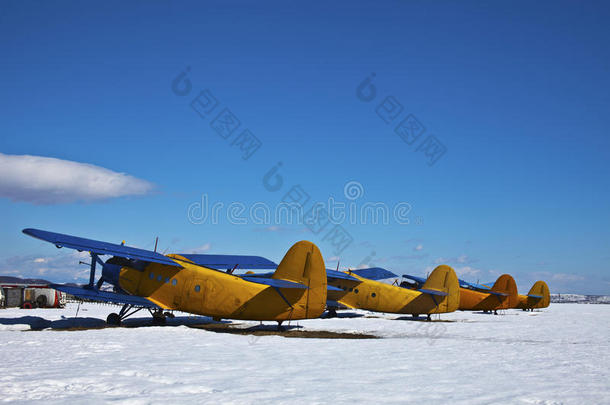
left=515, top=281, right=550, bottom=311
left=454, top=276, right=550, bottom=312
left=22, top=229, right=327, bottom=329
left=404, top=273, right=520, bottom=314
left=326, top=265, right=460, bottom=320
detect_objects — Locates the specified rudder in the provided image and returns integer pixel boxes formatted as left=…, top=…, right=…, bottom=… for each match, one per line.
left=528, top=280, right=550, bottom=308
left=422, top=265, right=460, bottom=312
left=272, top=241, right=327, bottom=318
left=491, top=274, right=519, bottom=308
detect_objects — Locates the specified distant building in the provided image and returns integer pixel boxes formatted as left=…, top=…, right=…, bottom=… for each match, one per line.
left=0, top=276, right=66, bottom=308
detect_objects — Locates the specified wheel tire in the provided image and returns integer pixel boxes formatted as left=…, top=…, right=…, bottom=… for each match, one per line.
left=23, top=302, right=32, bottom=309
left=152, top=313, right=166, bottom=325
left=106, top=313, right=121, bottom=326
left=36, top=295, right=47, bottom=308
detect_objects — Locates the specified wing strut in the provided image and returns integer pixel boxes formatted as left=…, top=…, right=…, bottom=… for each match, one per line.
left=88, top=253, right=99, bottom=288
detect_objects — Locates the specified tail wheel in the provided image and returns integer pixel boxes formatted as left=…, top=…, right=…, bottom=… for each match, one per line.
left=23, top=302, right=33, bottom=309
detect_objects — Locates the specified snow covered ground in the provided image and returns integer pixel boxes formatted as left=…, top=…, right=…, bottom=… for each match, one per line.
left=1, top=303, right=608, bottom=404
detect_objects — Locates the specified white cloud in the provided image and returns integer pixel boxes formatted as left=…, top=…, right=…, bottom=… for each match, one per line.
left=413, top=244, right=424, bottom=251
left=456, top=254, right=468, bottom=263
left=434, top=254, right=477, bottom=265
left=185, top=243, right=212, bottom=254
left=0, top=152, right=154, bottom=204
left=551, top=273, right=585, bottom=282
left=454, top=266, right=481, bottom=277
left=1, top=250, right=91, bottom=283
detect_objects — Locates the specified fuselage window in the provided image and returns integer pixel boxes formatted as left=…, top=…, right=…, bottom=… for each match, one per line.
left=157, top=275, right=163, bottom=282
left=194, top=285, right=201, bottom=292
left=371, top=292, right=376, bottom=297
left=172, top=279, right=177, bottom=286
left=149, top=272, right=154, bottom=279
left=165, top=277, right=170, bottom=283
left=354, top=288, right=359, bottom=294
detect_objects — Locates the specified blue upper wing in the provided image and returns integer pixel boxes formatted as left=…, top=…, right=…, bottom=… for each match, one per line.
left=23, top=228, right=179, bottom=267
left=459, top=279, right=492, bottom=291
left=52, top=284, right=160, bottom=308
left=350, top=267, right=398, bottom=280
left=179, top=254, right=278, bottom=270
left=326, top=269, right=359, bottom=282
left=402, top=274, right=427, bottom=285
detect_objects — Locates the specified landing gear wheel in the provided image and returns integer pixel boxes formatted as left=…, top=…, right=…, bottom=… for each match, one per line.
left=276, top=321, right=284, bottom=332
left=107, top=313, right=121, bottom=326
left=427, top=314, right=431, bottom=322
left=152, top=313, right=166, bottom=325
left=327, top=308, right=337, bottom=318
left=164, top=312, right=175, bottom=319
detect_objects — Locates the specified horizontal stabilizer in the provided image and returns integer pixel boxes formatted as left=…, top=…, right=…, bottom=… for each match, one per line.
left=238, top=271, right=274, bottom=278
left=179, top=254, right=277, bottom=269
left=351, top=267, right=398, bottom=280
left=51, top=284, right=159, bottom=308
left=488, top=291, right=509, bottom=297
left=326, top=269, right=359, bottom=281
left=23, top=228, right=179, bottom=267
left=241, top=276, right=308, bottom=289
left=528, top=294, right=543, bottom=299
left=402, top=274, right=427, bottom=285
left=419, top=288, right=449, bottom=297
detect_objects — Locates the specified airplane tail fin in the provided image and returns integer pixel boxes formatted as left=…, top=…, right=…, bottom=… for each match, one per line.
left=421, top=265, right=460, bottom=312
left=527, top=280, right=550, bottom=308
left=272, top=241, right=327, bottom=318
left=491, top=274, right=519, bottom=308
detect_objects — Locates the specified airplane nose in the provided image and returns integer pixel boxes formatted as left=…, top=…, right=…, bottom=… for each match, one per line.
left=102, top=262, right=122, bottom=288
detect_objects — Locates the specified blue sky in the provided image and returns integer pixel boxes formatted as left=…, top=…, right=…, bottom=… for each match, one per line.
left=1, top=0, right=609, bottom=294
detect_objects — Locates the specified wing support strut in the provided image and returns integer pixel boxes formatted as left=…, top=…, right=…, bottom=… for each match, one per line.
left=88, top=253, right=99, bottom=288
left=273, top=286, right=293, bottom=309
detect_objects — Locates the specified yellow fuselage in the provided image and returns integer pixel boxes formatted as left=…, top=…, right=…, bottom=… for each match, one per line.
left=328, top=274, right=452, bottom=315
left=117, top=256, right=315, bottom=321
